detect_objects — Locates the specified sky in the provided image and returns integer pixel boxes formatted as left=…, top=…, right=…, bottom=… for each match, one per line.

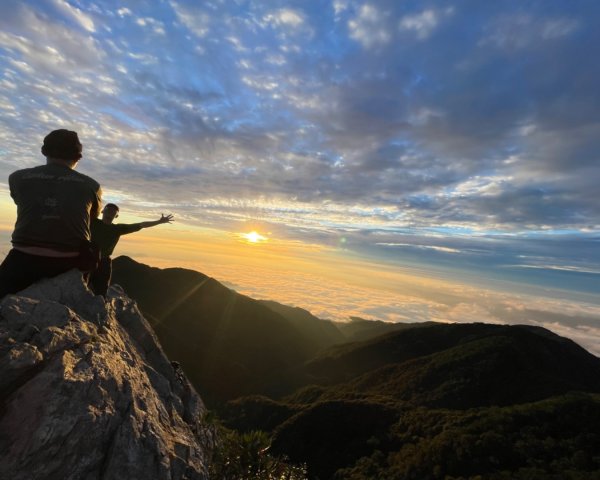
left=0, top=0, right=599, bottom=354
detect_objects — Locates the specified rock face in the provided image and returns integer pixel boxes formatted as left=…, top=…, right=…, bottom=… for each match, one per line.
left=0, top=270, right=214, bottom=480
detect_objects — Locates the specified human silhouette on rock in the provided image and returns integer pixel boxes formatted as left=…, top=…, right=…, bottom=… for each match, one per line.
left=0, top=129, right=102, bottom=297
left=89, top=203, right=173, bottom=296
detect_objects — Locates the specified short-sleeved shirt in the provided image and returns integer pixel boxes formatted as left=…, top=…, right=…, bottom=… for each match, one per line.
left=90, top=218, right=142, bottom=257
left=9, top=163, right=101, bottom=252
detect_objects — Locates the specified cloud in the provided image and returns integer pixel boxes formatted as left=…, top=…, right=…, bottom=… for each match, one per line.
left=348, top=4, right=391, bottom=48
left=170, top=1, right=211, bottom=37
left=480, top=14, right=580, bottom=51
left=135, top=17, right=166, bottom=36
left=263, top=8, right=305, bottom=29
left=508, top=264, right=600, bottom=275
left=52, top=0, right=95, bottom=32
left=0, top=4, right=105, bottom=77
left=333, top=1, right=349, bottom=17
left=376, top=243, right=462, bottom=254
left=210, top=258, right=445, bottom=323
left=398, top=8, right=451, bottom=40
left=532, top=322, right=600, bottom=356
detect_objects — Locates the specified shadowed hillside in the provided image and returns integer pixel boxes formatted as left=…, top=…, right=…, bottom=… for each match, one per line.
left=258, top=300, right=345, bottom=351
left=303, top=322, right=600, bottom=406
left=336, top=316, right=437, bottom=343
left=340, top=330, right=600, bottom=409
left=225, top=322, right=600, bottom=479
left=111, top=256, right=343, bottom=405
left=271, top=393, right=600, bottom=480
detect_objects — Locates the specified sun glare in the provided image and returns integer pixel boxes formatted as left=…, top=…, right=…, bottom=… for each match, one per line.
left=243, top=231, right=267, bottom=243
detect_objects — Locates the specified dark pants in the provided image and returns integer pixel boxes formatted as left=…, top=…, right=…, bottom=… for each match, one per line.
left=0, top=249, right=83, bottom=298
left=89, top=257, right=112, bottom=297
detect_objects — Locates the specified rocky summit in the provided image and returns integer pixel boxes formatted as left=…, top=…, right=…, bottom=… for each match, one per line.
left=0, top=270, right=214, bottom=480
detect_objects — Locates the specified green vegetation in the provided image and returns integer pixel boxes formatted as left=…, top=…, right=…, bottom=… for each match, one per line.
left=226, top=324, right=600, bottom=478
left=332, top=393, right=600, bottom=480
left=221, top=393, right=600, bottom=479
left=205, top=414, right=307, bottom=480
left=222, top=395, right=301, bottom=433
left=112, top=257, right=600, bottom=479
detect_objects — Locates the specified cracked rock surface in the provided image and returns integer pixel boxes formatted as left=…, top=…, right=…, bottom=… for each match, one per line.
left=0, top=270, right=214, bottom=480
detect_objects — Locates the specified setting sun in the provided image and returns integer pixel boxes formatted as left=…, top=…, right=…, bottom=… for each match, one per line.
left=243, top=231, right=267, bottom=243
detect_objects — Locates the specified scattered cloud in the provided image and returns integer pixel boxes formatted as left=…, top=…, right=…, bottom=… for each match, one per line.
left=348, top=4, right=391, bottom=48
left=170, top=1, right=211, bottom=38
left=53, top=0, right=95, bottom=32
left=398, top=8, right=452, bottom=40
left=263, top=8, right=305, bottom=29
left=508, top=264, right=600, bottom=275
left=480, top=14, right=580, bottom=51
left=135, top=17, right=166, bottom=36
left=376, top=243, right=462, bottom=254
left=333, top=1, right=349, bottom=18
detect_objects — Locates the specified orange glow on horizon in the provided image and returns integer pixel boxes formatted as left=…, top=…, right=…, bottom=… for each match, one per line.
left=113, top=225, right=459, bottom=298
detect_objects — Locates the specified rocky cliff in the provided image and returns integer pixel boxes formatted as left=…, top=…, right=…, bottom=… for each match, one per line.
left=0, top=270, right=214, bottom=480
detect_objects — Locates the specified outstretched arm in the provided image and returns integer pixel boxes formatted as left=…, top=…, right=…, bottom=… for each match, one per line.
left=138, top=213, right=174, bottom=229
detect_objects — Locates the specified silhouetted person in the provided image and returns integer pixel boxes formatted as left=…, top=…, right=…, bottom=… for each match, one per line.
left=0, top=129, right=102, bottom=298
left=89, top=203, right=173, bottom=296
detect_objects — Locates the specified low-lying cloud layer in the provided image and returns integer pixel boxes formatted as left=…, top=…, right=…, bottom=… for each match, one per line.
left=214, top=256, right=600, bottom=356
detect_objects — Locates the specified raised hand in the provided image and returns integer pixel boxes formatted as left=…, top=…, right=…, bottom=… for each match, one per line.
left=159, top=213, right=174, bottom=224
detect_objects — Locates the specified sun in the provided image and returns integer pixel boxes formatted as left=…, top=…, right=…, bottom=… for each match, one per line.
left=243, top=231, right=267, bottom=243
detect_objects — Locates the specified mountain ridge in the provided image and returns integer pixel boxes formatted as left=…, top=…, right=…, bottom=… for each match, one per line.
left=111, top=256, right=344, bottom=404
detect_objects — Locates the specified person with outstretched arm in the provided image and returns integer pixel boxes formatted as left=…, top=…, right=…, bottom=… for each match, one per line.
left=89, top=203, right=173, bottom=296
left=0, top=129, right=102, bottom=298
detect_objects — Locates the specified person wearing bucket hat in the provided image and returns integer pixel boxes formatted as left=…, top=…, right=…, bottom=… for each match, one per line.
left=0, top=129, right=102, bottom=297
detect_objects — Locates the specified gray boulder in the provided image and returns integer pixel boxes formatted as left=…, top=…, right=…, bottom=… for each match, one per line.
left=0, top=270, right=215, bottom=480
